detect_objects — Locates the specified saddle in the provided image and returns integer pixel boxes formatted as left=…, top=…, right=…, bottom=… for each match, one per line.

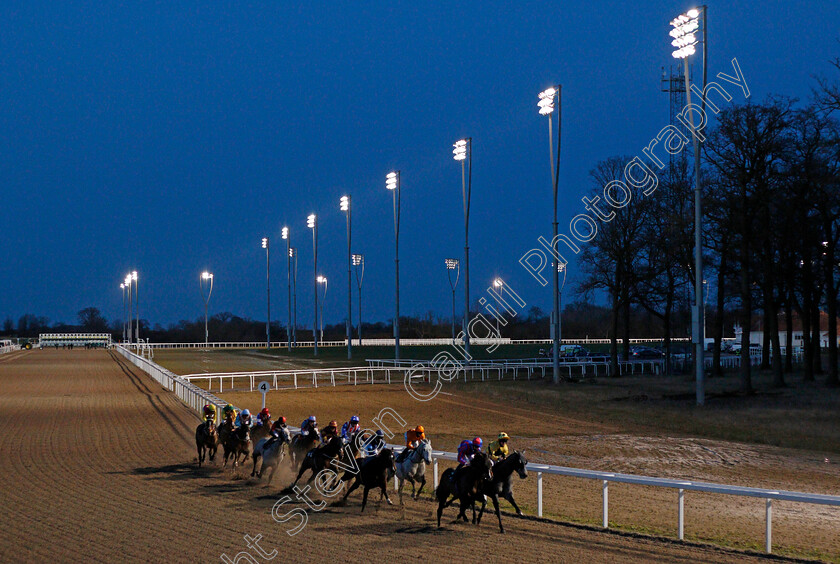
left=396, top=448, right=414, bottom=463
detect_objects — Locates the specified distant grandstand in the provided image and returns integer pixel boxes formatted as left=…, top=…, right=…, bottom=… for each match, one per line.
left=39, top=333, right=112, bottom=348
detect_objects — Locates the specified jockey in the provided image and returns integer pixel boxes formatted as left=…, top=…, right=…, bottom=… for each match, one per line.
left=340, top=415, right=361, bottom=441
left=256, top=407, right=271, bottom=427
left=396, top=425, right=425, bottom=463
left=322, top=420, right=339, bottom=443
left=271, top=416, right=287, bottom=433
left=202, top=404, right=217, bottom=424
left=300, top=415, right=318, bottom=436
left=222, top=404, right=237, bottom=425
left=457, top=437, right=483, bottom=466
left=364, top=430, right=386, bottom=457
left=235, top=408, right=252, bottom=428
left=487, top=432, right=510, bottom=462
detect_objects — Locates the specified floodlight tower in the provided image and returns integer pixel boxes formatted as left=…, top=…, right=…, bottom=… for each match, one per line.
left=340, top=195, right=352, bottom=359
left=282, top=227, right=291, bottom=350
left=132, top=271, right=139, bottom=343
left=200, top=271, right=214, bottom=347
left=669, top=6, right=708, bottom=406
left=290, top=246, right=298, bottom=346
left=452, top=139, right=472, bottom=363
left=124, top=274, right=133, bottom=343
left=120, top=283, right=126, bottom=343
left=445, top=259, right=460, bottom=342
left=316, top=275, right=328, bottom=342
left=261, top=237, right=271, bottom=349
left=352, top=254, right=364, bottom=345
left=307, top=214, right=318, bottom=356
left=538, top=85, right=562, bottom=384
left=385, top=171, right=401, bottom=360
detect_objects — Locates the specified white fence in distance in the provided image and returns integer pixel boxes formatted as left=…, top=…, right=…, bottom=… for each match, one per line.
left=0, top=344, right=21, bottom=355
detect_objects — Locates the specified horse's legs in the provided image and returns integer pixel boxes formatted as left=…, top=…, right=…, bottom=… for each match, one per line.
left=251, top=453, right=260, bottom=478
left=341, top=477, right=361, bottom=502
left=415, top=476, right=426, bottom=499
left=477, top=495, right=488, bottom=525
left=209, top=444, right=216, bottom=463
left=504, top=491, right=523, bottom=516
left=380, top=477, right=393, bottom=505
left=360, top=486, right=371, bottom=512
left=397, top=477, right=404, bottom=505
left=409, top=478, right=417, bottom=500
left=265, top=464, right=276, bottom=487
left=492, top=494, right=504, bottom=533
left=471, top=495, right=478, bottom=524
left=197, top=444, right=203, bottom=467
left=292, top=459, right=310, bottom=487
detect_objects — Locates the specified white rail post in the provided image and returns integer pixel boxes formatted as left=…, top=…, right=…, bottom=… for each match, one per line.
left=765, top=498, right=772, bottom=553
left=433, top=458, right=439, bottom=490
left=678, top=488, right=685, bottom=540
left=602, top=480, right=609, bottom=528
left=537, top=472, right=543, bottom=517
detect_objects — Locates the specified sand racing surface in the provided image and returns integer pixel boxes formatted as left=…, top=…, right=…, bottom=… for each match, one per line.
left=0, top=349, right=832, bottom=563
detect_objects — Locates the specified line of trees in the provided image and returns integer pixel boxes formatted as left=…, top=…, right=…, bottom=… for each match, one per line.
left=577, top=57, right=840, bottom=389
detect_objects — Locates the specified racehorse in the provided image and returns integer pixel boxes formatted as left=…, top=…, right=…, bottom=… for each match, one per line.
left=251, top=419, right=272, bottom=443
left=217, top=418, right=235, bottom=459
left=395, top=439, right=432, bottom=502
left=435, top=451, right=494, bottom=528
left=290, top=427, right=320, bottom=468
left=251, top=427, right=291, bottom=486
left=195, top=420, right=219, bottom=467
left=291, top=435, right=343, bottom=487
left=339, top=448, right=396, bottom=512
left=223, top=425, right=252, bottom=472
left=476, top=451, right=529, bottom=533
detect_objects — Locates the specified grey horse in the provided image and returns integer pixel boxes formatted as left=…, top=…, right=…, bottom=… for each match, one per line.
left=395, top=439, right=432, bottom=502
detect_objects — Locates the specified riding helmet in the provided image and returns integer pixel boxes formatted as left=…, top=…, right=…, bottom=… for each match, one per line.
left=350, top=415, right=360, bottom=423
left=473, top=437, right=483, bottom=448
left=498, top=432, right=510, bottom=440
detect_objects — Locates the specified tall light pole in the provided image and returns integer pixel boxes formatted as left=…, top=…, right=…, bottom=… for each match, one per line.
left=282, top=227, right=291, bottom=350
left=340, top=195, right=352, bottom=359
left=261, top=237, right=271, bottom=349
left=453, top=139, right=472, bottom=363
left=125, top=274, right=133, bottom=343
left=200, top=271, right=214, bottom=347
left=386, top=171, right=401, bottom=360
left=132, top=271, right=139, bottom=343
left=492, top=278, right=504, bottom=337
left=307, top=214, right=318, bottom=356
left=445, top=259, right=460, bottom=342
left=120, top=283, right=126, bottom=343
left=538, top=85, right=562, bottom=384
left=670, top=6, right=707, bottom=406
left=317, top=275, right=328, bottom=343
left=290, top=247, right=298, bottom=347
left=352, top=254, right=364, bottom=345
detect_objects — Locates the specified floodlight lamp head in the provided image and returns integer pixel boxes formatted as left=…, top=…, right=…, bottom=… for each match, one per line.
left=386, top=171, right=398, bottom=190
left=261, top=237, right=268, bottom=248
left=201, top=271, right=212, bottom=280
left=352, top=254, right=363, bottom=266
left=307, top=214, right=316, bottom=228
left=452, top=139, right=468, bottom=161
left=445, top=258, right=459, bottom=269
left=281, top=227, right=289, bottom=239
left=132, top=271, right=138, bottom=281
left=317, top=275, right=326, bottom=283
left=340, top=195, right=349, bottom=211
left=493, top=278, right=503, bottom=287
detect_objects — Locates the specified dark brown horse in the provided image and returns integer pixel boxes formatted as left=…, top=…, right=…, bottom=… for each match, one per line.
left=436, top=452, right=494, bottom=528
left=195, top=420, right=219, bottom=467
left=291, top=435, right=343, bottom=487
left=223, top=425, right=252, bottom=472
left=290, top=427, right=320, bottom=468
left=339, top=448, right=396, bottom=512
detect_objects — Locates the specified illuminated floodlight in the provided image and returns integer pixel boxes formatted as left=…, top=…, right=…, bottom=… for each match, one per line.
left=120, top=283, right=125, bottom=289
left=493, top=278, right=503, bottom=287
left=201, top=271, right=213, bottom=280
left=281, top=227, right=288, bottom=240
left=352, top=254, right=363, bottom=266
left=538, top=86, right=558, bottom=115
left=261, top=237, right=268, bottom=248
left=452, top=139, right=468, bottom=161
left=316, top=275, right=327, bottom=283
left=386, top=171, right=399, bottom=190
left=132, top=271, right=138, bottom=281
left=556, top=261, right=566, bottom=272
left=307, top=214, right=316, bottom=229
left=669, top=8, right=700, bottom=59
left=289, top=247, right=296, bottom=258
left=445, top=258, right=459, bottom=269
left=340, top=195, right=350, bottom=211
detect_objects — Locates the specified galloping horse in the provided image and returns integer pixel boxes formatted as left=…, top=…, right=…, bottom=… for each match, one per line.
left=291, top=435, right=343, bottom=487
left=395, top=439, right=432, bottom=502
left=290, top=427, right=320, bottom=468
left=251, top=420, right=272, bottom=444
left=251, top=427, right=291, bottom=486
left=223, top=425, right=252, bottom=472
left=195, top=420, right=219, bottom=467
left=339, top=448, right=396, bottom=512
left=476, top=451, right=529, bottom=533
left=435, top=452, right=494, bottom=528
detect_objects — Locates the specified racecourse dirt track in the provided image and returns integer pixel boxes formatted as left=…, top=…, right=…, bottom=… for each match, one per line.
left=0, top=350, right=809, bottom=563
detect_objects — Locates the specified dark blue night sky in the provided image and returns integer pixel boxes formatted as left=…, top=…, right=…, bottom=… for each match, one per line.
left=1, top=1, right=837, bottom=328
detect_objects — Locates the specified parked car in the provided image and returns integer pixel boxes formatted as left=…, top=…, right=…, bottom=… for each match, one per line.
left=560, top=344, right=590, bottom=358
left=630, top=346, right=665, bottom=359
